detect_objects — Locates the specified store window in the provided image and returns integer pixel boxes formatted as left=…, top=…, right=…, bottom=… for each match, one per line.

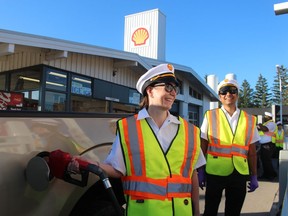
left=10, top=67, right=42, bottom=111
left=71, top=95, right=108, bottom=113
left=45, top=91, right=66, bottom=112
left=129, top=89, right=140, bottom=105
left=111, top=101, right=138, bottom=113
left=10, top=69, right=41, bottom=91
left=71, top=75, right=92, bottom=96
left=188, top=104, right=199, bottom=126
left=178, top=79, right=183, bottom=95
left=0, top=74, right=6, bottom=90
left=45, top=70, right=67, bottom=91
left=189, top=86, right=202, bottom=100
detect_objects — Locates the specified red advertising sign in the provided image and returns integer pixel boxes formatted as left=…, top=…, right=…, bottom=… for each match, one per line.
left=0, top=91, right=24, bottom=110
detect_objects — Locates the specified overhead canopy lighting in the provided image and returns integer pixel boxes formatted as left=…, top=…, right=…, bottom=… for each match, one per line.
left=19, top=76, right=64, bottom=87
left=46, top=81, right=65, bottom=87
left=49, top=71, right=67, bottom=78
left=19, top=76, right=40, bottom=82
left=73, top=77, right=91, bottom=84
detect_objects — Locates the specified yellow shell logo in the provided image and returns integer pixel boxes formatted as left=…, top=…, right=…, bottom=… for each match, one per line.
left=132, top=28, right=149, bottom=46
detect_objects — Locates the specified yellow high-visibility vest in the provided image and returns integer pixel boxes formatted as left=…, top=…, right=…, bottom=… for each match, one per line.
left=205, top=108, right=256, bottom=176
left=276, top=129, right=284, bottom=148
left=118, top=114, right=201, bottom=216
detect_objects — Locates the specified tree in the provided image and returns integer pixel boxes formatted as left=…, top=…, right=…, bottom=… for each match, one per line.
left=238, top=79, right=254, bottom=108
left=253, top=74, right=271, bottom=108
left=272, top=65, right=288, bottom=106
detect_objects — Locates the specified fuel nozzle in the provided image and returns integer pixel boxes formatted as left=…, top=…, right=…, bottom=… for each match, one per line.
left=48, top=149, right=89, bottom=187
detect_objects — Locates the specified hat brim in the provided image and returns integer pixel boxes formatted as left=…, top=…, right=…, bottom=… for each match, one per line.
left=219, top=84, right=238, bottom=89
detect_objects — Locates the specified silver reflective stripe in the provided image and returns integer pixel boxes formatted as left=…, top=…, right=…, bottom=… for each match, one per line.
left=126, top=116, right=142, bottom=176
left=210, top=145, right=231, bottom=154
left=210, top=109, right=219, bottom=144
left=244, top=112, right=254, bottom=144
left=167, top=182, right=192, bottom=194
left=209, top=143, right=248, bottom=156
left=123, top=180, right=192, bottom=196
left=122, top=180, right=166, bottom=196
left=232, top=147, right=248, bottom=155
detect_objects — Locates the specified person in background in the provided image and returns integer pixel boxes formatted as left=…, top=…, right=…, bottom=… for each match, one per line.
left=257, top=112, right=278, bottom=180
left=273, top=121, right=285, bottom=169
left=199, top=78, right=260, bottom=216
left=69, top=63, right=205, bottom=216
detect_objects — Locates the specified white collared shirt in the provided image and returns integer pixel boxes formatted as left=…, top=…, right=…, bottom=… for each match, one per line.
left=104, top=108, right=206, bottom=175
left=259, top=121, right=277, bottom=144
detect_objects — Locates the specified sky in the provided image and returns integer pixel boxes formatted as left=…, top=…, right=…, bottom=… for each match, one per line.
left=1, top=0, right=288, bottom=89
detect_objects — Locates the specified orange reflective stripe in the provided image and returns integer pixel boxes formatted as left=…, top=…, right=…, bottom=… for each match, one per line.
left=135, top=116, right=146, bottom=177
left=208, top=152, right=232, bottom=158
left=188, top=126, right=198, bottom=176
left=130, top=195, right=171, bottom=201
left=122, top=117, right=136, bottom=175
left=245, top=112, right=250, bottom=143
left=125, top=190, right=167, bottom=200
left=244, top=111, right=255, bottom=145
left=208, top=110, right=217, bottom=144
left=181, top=120, right=189, bottom=175
left=180, top=119, right=199, bottom=178
left=276, top=139, right=284, bottom=143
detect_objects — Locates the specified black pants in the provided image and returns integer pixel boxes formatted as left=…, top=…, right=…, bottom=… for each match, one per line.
left=203, top=170, right=247, bottom=216
left=260, top=142, right=277, bottom=179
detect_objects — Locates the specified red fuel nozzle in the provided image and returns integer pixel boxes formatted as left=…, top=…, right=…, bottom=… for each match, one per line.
left=49, top=149, right=72, bottom=179
left=48, top=149, right=89, bottom=187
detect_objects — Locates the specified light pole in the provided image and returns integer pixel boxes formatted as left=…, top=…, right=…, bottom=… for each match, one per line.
left=276, top=65, right=283, bottom=123
left=274, top=2, right=288, bottom=15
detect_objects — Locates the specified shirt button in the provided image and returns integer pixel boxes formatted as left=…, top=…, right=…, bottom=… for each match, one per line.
left=184, top=199, right=189, bottom=205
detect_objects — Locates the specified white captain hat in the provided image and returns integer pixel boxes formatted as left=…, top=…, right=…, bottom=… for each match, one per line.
left=217, top=78, right=239, bottom=92
left=136, top=63, right=179, bottom=95
left=264, top=112, right=273, bottom=118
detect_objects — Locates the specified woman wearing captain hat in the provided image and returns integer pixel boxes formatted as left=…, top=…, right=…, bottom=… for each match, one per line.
left=68, top=63, right=205, bottom=216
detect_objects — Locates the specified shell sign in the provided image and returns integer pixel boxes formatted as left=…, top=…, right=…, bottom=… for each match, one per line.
left=132, top=27, right=149, bottom=46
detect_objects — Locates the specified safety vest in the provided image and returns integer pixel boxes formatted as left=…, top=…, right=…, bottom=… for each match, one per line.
left=118, top=114, right=201, bottom=216
left=258, top=120, right=277, bottom=143
left=205, top=109, right=256, bottom=176
left=276, top=129, right=284, bottom=148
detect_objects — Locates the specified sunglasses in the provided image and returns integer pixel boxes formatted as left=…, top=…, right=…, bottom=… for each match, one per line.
left=219, top=86, right=238, bottom=95
left=153, top=83, right=180, bottom=94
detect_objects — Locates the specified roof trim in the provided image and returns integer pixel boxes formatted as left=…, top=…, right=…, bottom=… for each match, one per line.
left=0, top=29, right=151, bottom=69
